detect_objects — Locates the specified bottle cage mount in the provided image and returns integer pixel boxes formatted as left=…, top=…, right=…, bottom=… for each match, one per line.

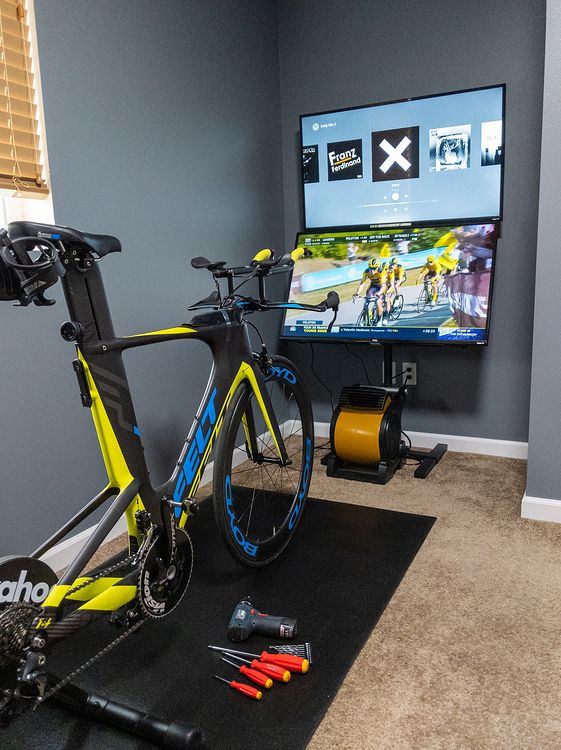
left=0, top=229, right=65, bottom=307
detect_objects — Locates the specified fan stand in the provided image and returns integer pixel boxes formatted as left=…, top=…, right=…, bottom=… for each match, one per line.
left=321, top=343, right=446, bottom=482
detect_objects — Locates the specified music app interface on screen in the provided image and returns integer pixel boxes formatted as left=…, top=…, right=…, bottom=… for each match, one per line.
left=301, top=87, right=503, bottom=228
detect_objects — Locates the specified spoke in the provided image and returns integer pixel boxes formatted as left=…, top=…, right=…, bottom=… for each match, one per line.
left=245, top=486, right=257, bottom=536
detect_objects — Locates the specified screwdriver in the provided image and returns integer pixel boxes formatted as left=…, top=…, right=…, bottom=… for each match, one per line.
left=209, top=645, right=309, bottom=673
left=226, top=652, right=291, bottom=683
left=221, top=655, right=273, bottom=689
left=213, top=675, right=263, bottom=701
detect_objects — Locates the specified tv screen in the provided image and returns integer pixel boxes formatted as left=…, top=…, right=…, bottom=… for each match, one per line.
left=301, top=85, right=505, bottom=229
left=281, top=223, right=498, bottom=345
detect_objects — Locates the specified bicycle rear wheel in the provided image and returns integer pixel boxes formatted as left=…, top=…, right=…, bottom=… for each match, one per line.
left=213, top=355, right=314, bottom=566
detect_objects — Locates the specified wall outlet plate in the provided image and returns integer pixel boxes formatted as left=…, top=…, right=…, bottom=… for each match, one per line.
left=403, top=362, right=417, bottom=386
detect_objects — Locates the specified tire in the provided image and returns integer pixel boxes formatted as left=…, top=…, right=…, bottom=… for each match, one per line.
left=356, top=306, right=368, bottom=326
left=417, top=286, right=428, bottom=313
left=213, top=355, right=314, bottom=567
left=390, top=294, right=404, bottom=321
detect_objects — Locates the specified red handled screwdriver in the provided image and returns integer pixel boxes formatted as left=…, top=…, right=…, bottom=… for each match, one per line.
left=213, top=675, right=263, bottom=701
left=221, top=656, right=273, bottom=689
left=209, top=645, right=309, bottom=673
left=226, top=653, right=291, bottom=683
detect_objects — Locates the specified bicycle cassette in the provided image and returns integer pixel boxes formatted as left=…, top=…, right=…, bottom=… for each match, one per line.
left=138, top=529, right=193, bottom=618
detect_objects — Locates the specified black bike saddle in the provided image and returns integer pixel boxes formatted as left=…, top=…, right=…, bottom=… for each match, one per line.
left=8, top=221, right=121, bottom=257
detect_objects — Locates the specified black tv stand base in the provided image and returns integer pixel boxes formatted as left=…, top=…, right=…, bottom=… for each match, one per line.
left=406, top=442, right=448, bottom=478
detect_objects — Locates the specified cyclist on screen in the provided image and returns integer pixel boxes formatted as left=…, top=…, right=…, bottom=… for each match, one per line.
left=381, top=261, right=395, bottom=325
left=354, top=258, right=387, bottom=327
left=417, top=255, right=442, bottom=307
left=389, top=256, right=407, bottom=292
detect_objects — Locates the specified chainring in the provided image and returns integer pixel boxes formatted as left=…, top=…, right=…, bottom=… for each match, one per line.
left=138, top=528, right=193, bottom=618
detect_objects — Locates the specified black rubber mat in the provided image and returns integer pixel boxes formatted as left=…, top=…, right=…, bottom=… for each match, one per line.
left=1, top=497, right=435, bottom=750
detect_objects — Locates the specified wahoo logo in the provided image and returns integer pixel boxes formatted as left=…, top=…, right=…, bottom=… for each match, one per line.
left=0, top=570, right=53, bottom=605
left=225, top=475, right=259, bottom=557
left=289, top=436, right=312, bottom=530
left=266, top=366, right=296, bottom=384
left=173, top=387, right=218, bottom=508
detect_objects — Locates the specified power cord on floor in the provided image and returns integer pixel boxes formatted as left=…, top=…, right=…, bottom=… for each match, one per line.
left=314, top=439, right=331, bottom=453
left=401, top=428, right=422, bottom=465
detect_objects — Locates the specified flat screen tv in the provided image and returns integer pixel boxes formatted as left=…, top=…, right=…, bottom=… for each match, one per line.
left=281, top=223, right=498, bottom=345
left=300, top=84, right=505, bottom=229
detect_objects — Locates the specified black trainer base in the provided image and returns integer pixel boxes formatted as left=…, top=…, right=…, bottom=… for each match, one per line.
left=321, top=451, right=404, bottom=484
left=406, top=442, right=448, bottom=478
left=49, top=675, right=205, bottom=749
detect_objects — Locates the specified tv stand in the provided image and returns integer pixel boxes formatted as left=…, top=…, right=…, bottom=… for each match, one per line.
left=379, top=342, right=447, bottom=479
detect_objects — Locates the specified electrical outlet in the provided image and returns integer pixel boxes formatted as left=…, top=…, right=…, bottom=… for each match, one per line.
left=402, top=362, right=417, bottom=386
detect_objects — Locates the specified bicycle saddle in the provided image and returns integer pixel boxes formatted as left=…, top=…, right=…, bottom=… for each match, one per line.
left=8, top=221, right=121, bottom=257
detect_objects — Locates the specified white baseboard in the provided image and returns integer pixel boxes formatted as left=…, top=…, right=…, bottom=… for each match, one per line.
left=41, top=421, right=530, bottom=573
left=521, top=493, right=561, bottom=523
left=314, top=421, right=528, bottom=459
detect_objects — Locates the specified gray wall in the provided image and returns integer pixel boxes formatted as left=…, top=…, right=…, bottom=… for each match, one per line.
left=278, top=0, right=546, bottom=440
left=0, top=0, right=284, bottom=554
left=526, top=0, right=561, bottom=501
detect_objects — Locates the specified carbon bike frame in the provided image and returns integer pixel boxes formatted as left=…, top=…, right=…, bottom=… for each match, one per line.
left=28, top=253, right=288, bottom=642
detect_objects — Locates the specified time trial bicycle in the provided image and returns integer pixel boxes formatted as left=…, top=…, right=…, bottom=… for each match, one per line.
left=0, top=221, right=339, bottom=734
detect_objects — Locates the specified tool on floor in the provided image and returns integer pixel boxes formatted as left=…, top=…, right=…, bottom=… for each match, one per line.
left=213, top=675, right=263, bottom=701
left=267, top=643, right=313, bottom=664
left=221, top=656, right=273, bottom=689
left=224, top=652, right=291, bottom=683
left=208, top=645, right=309, bottom=674
left=228, top=597, right=298, bottom=642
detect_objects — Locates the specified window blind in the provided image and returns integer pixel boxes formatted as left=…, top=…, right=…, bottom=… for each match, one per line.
left=0, top=0, right=48, bottom=194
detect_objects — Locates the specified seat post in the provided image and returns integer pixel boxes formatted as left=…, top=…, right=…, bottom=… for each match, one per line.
left=61, top=254, right=115, bottom=342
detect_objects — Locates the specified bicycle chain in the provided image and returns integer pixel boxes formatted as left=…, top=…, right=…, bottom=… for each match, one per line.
left=38, top=612, right=147, bottom=704
left=1, top=545, right=146, bottom=724
left=36, top=538, right=157, bottom=705
left=3, top=515, right=186, bottom=723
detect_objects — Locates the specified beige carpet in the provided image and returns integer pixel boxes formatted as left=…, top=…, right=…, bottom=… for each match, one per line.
left=93, top=449, right=561, bottom=749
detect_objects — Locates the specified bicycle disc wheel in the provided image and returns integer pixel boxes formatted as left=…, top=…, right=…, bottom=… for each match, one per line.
left=213, top=355, right=314, bottom=566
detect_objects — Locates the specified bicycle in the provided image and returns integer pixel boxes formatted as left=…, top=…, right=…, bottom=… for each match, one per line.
left=0, top=222, right=339, bottom=742
left=353, top=293, right=383, bottom=327
left=389, top=290, right=404, bottom=321
left=416, top=277, right=441, bottom=313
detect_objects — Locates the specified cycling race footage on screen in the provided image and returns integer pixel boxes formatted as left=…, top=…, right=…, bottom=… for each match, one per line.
left=282, top=224, right=497, bottom=344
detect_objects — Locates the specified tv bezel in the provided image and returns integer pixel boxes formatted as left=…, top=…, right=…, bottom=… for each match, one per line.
left=279, top=223, right=499, bottom=347
left=299, top=83, right=506, bottom=232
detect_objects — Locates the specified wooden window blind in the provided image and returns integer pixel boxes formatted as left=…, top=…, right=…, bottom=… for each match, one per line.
left=0, top=0, right=48, bottom=194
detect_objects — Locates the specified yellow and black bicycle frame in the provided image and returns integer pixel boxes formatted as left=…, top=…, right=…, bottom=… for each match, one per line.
left=29, top=247, right=288, bottom=642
